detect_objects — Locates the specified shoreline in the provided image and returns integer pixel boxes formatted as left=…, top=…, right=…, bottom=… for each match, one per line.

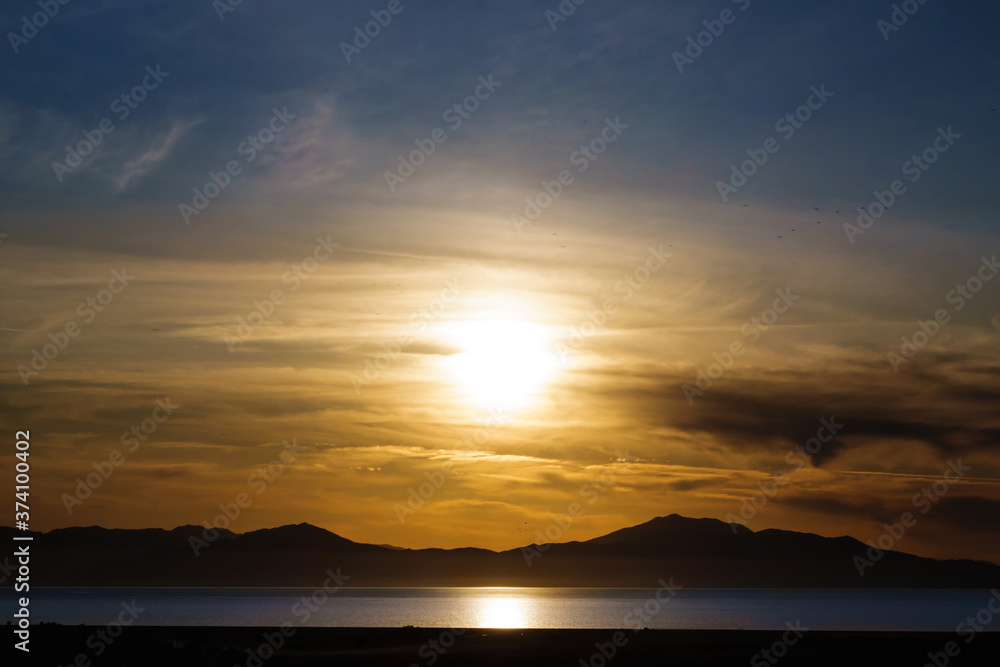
left=16, top=626, right=1000, bottom=666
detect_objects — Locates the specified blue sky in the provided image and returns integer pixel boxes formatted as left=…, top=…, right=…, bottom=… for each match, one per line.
left=2, top=0, right=998, bottom=235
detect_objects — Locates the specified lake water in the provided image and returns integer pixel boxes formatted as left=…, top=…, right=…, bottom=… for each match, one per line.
left=8, top=588, right=1000, bottom=631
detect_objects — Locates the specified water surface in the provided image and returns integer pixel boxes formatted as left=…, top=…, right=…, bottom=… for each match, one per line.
left=8, top=587, right=1000, bottom=631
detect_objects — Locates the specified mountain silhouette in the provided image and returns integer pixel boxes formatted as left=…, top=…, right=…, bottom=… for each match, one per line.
left=4, top=514, right=997, bottom=588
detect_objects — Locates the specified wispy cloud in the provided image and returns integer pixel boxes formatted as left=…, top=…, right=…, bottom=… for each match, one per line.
left=114, top=119, right=200, bottom=190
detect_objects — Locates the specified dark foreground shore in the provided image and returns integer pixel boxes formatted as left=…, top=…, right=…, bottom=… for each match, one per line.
left=14, top=625, right=1000, bottom=666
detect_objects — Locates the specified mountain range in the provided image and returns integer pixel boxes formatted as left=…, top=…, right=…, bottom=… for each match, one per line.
left=4, top=514, right=998, bottom=588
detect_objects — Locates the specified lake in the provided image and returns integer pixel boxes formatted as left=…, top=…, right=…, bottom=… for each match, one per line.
left=8, top=588, right=1000, bottom=631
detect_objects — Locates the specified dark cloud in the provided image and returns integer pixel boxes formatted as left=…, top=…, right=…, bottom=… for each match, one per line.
left=928, top=496, right=1000, bottom=535
left=771, top=491, right=889, bottom=524
left=667, top=476, right=726, bottom=492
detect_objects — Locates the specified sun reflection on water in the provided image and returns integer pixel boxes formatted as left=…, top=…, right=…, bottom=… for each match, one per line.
left=475, top=594, right=531, bottom=628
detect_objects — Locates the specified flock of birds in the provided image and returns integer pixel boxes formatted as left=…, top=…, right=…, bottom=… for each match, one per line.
left=743, top=108, right=999, bottom=238
left=741, top=203, right=842, bottom=238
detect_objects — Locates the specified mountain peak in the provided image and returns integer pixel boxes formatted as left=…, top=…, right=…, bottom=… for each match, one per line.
left=234, top=523, right=363, bottom=550
left=585, top=514, right=752, bottom=547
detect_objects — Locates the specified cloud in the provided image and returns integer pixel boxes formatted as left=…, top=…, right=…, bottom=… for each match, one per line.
left=113, top=119, right=199, bottom=189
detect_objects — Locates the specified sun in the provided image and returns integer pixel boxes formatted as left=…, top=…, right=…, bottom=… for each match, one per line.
left=442, top=319, right=560, bottom=412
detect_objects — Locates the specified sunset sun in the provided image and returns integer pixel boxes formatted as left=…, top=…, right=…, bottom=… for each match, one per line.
left=442, top=319, right=561, bottom=412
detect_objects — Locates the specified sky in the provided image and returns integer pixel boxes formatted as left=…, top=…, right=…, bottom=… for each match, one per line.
left=2, top=0, right=1000, bottom=565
